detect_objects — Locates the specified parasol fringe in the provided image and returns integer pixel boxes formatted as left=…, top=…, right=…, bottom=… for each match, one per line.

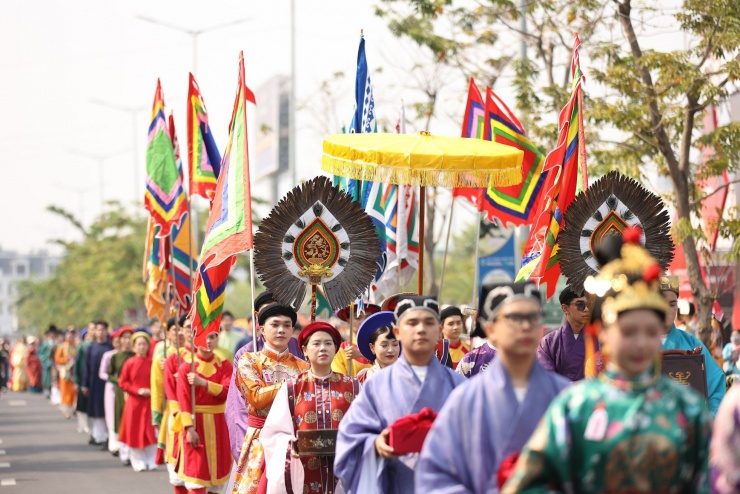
left=320, top=155, right=522, bottom=188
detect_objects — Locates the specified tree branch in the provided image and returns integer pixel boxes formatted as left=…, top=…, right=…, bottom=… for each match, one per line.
left=689, top=177, right=740, bottom=208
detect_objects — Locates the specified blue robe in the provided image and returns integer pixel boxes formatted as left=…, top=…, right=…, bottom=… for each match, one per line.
left=536, top=320, right=596, bottom=382
left=334, top=354, right=466, bottom=493
left=82, top=340, right=113, bottom=418
left=662, top=323, right=725, bottom=415
left=417, top=359, right=569, bottom=493
left=456, top=342, right=497, bottom=378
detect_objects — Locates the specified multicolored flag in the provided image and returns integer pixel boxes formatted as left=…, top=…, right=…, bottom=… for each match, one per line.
left=168, top=113, right=198, bottom=315
left=516, top=33, right=588, bottom=299
left=143, top=218, right=167, bottom=322
left=461, top=77, right=486, bottom=139
left=187, top=73, right=223, bottom=200
left=374, top=102, right=420, bottom=298
left=191, top=52, right=255, bottom=348
left=454, top=81, right=547, bottom=226
left=144, top=79, right=188, bottom=237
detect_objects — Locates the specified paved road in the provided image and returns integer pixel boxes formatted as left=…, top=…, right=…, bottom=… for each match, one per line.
left=0, top=392, right=171, bottom=493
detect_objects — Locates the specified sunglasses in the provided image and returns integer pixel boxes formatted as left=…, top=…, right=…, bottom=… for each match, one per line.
left=571, top=301, right=588, bottom=311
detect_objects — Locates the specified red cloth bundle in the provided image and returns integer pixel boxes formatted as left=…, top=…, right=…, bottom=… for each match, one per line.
left=388, top=407, right=438, bottom=454
left=497, top=452, right=520, bottom=489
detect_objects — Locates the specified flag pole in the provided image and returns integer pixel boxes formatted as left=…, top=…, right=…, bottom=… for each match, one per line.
left=471, top=212, right=482, bottom=308
left=249, top=249, right=258, bottom=345
left=438, top=196, right=456, bottom=301
left=348, top=303, right=355, bottom=377
left=417, top=186, right=425, bottom=295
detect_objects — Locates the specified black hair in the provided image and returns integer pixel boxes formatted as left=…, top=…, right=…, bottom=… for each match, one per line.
left=178, top=314, right=189, bottom=327
left=369, top=326, right=395, bottom=346
left=96, top=320, right=109, bottom=329
left=166, top=317, right=177, bottom=331
left=222, top=311, right=234, bottom=319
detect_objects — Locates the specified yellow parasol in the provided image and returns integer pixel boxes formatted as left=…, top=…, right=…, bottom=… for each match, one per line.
left=322, top=131, right=524, bottom=294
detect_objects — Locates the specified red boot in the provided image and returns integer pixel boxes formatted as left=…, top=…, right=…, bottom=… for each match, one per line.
left=173, top=486, right=188, bottom=494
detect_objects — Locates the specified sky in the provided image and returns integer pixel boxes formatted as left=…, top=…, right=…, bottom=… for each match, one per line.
left=1, top=0, right=468, bottom=254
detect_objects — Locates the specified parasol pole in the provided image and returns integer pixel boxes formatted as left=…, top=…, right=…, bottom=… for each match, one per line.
left=471, top=212, right=482, bottom=310
left=310, top=285, right=318, bottom=323
left=417, top=186, right=425, bottom=294
left=438, top=196, right=456, bottom=300
left=249, top=249, right=258, bottom=346
left=348, top=302, right=355, bottom=376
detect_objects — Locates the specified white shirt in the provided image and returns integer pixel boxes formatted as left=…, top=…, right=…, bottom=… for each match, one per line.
left=411, top=365, right=428, bottom=383
left=514, top=386, right=527, bottom=404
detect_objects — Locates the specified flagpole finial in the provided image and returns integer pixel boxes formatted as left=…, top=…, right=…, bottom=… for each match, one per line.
left=360, top=28, right=364, bottom=37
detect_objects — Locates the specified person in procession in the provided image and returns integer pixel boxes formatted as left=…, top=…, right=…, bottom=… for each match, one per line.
left=456, top=311, right=498, bottom=379
left=225, top=292, right=304, bottom=465
left=74, top=325, right=92, bottom=434
left=48, top=330, right=64, bottom=405
left=82, top=321, right=113, bottom=445
left=26, top=337, right=43, bottom=393
left=54, top=328, right=78, bottom=419
left=240, top=293, right=305, bottom=359
left=334, top=295, right=466, bottom=493
left=163, top=316, right=195, bottom=493
left=417, top=282, right=570, bottom=493
left=118, top=331, right=158, bottom=472
left=38, top=326, right=57, bottom=398
left=260, top=322, right=359, bottom=494
left=536, top=285, right=595, bottom=382
left=659, top=276, right=725, bottom=414
left=355, top=311, right=399, bottom=385
left=710, top=382, right=740, bottom=493
left=330, top=304, right=381, bottom=378
left=10, top=337, right=29, bottom=391
left=502, top=231, right=712, bottom=493
left=722, top=329, right=740, bottom=377
left=99, top=328, right=122, bottom=455
left=151, top=317, right=183, bottom=465
left=107, top=326, right=135, bottom=462
left=231, top=303, right=309, bottom=494
left=175, top=329, right=233, bottom=494
left=217, top=311, right=241, bottom=357
left=438, top=306, right=469, bottom=368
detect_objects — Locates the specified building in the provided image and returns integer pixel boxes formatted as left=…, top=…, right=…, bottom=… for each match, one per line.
left=0, top=250, right=61, bottom=335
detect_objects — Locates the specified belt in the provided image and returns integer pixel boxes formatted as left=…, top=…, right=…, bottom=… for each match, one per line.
left=168, top=401, right=181, bottom=412
left=248, top=415, right=266, bottom=429
left=194, top=403, right=225, bottom=414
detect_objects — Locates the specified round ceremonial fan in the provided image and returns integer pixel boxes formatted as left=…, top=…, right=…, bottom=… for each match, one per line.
left=254, top=176, right=381, bottom=318
left=558, top=171, right=674, bottom=293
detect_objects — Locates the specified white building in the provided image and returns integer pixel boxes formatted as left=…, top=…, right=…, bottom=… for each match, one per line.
left=0, top=250, right=61, bottom=335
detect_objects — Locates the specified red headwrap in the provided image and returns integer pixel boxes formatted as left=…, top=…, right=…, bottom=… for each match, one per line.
left=297, top=322, right=342, bottom=349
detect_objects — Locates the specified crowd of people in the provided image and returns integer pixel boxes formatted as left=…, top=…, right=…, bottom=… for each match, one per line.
left=4, top=238, right=740, bottom=493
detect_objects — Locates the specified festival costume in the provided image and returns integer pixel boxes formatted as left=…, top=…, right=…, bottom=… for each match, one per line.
left=151, top=340, right=177, bottom=464
left=456, top=342, right=497, bottom=378
left=118, top=355, right=157, bottom=471
left=261, top=370, right=359, bottom=494
left=536, top=320, right=593, bottom=382
left=504, top=229, right=711, bottom=494
left=417, top=358, right=568, bottom=493
left=242, top=337, right=304, bottom=360
left=54, top=343, right=77, bottom=415
left=330, top=341, right=371, bottom=377
left=446, top=340, right=469, bottom=368
left=38, top=337, right=54, bottom=393
left=26, top=346, right=43, bottom=392
left=356, top=362, right=382, bottom=385
left=710, top=383, right=740, bottom=493
left=99, top=348, right=119, bottom=452
left=218, top=329, right=242, bottom=357
left=721, top=341, right=740, bottom=375
left=163, top=346, right=193, bottom=488
left=83, top=340, right=113, bottom=443
left=175, top=352, right=232, bottom=492
left=662, top=323, right=725, bottom=415
left=232, top=346, right=309, bottom=494
left=334, top=354, right=465, bottom=493
left=73, top=339, right=90, bottom=433
left=10, top=341, right=28, bottom=391
left=108, top=349, right=135, bottom=463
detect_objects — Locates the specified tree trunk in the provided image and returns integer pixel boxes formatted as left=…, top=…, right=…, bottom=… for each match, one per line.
left=617, top=0, right=713, bottom=345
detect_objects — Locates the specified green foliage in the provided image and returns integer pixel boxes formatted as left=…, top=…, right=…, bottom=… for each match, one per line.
left=16, top=203, right=147, bottom=332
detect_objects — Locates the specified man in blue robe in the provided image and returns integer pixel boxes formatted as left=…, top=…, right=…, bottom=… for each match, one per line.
left=417, top=282, right=569, bottom=493
left=334, top=295, right=465, bottom=493
left=660, top=276, right=725, bottom=415
left=536, top=285, right=595, bottom=382
left=81, top=321, right=113, bottom=445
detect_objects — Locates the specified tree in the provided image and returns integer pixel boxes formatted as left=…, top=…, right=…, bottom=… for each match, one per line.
left=16, top=203, right=147, bottom=331
left=376, top=0, right=740, bottom=344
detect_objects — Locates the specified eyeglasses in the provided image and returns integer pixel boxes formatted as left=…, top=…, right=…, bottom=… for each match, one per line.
left=571, top=301, right=588, bottom=312
left=497, top=312, right=544, bottom=327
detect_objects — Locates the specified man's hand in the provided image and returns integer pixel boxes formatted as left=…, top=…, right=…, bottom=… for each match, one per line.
left=138, top=388, right=151, bottom=397
left=186, top=426, right=200, bottom=447
left=344, top=344, right=362, bottom=361
left=374, top=428, right=397, bottom=459
left=81, top=387, right=89, bottom=397
left=187, top=373, right=207, bottom=387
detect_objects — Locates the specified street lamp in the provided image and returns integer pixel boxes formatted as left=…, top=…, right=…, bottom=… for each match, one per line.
left=65, top=148, right=130, bottom=214
left=89, top=100, right=146, bottom=202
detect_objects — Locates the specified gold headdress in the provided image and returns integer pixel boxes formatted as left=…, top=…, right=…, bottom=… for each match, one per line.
left=583, top=227, right=668, bottom=325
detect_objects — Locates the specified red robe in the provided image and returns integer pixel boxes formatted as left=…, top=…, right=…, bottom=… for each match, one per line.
left=162, top=346, right=192, bottom=466
left=176, top=352, right=233, bottom=488
left=118, top=355, right=157, bottom=449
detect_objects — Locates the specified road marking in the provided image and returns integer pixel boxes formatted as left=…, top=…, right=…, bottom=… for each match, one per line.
left=0, top=463, right=9, bottom=468
left=7, top=401, right=25, bottom=407
left=1, top=479, right=16, bottom=486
